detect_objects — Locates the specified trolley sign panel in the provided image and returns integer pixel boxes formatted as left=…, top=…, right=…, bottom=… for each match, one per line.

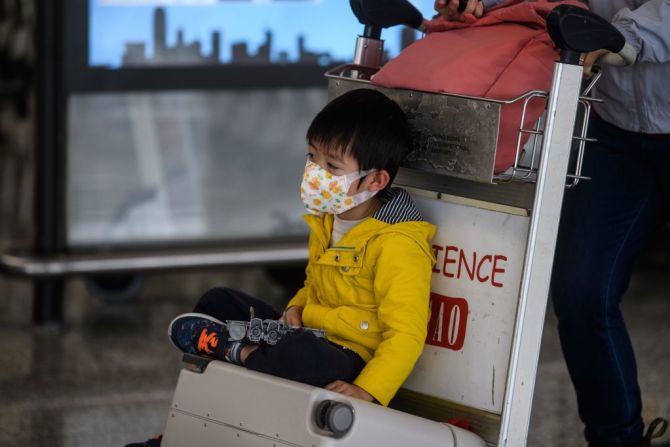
left=404, top=191, right=530, bottom=414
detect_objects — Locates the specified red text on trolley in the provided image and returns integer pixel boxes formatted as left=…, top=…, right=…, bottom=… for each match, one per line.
left=426, top=293, right=468, bottom=351
left=431, top=244, right=508, bottom=288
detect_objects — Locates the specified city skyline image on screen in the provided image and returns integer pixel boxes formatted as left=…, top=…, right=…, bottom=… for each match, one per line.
left=89, top=0, right=436, bottom=68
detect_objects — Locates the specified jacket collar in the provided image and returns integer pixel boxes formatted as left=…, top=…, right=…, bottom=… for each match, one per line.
left=372, top=187, right=424, bottom=224
left=304, top=187, right=426, bottom=250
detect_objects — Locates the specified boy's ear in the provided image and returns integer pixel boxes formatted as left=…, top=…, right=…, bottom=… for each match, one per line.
left=366, top=169, right=391, bottom=192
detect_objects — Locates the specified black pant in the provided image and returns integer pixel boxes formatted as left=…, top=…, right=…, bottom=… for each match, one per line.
left=193, top=287, right=365, bottom=387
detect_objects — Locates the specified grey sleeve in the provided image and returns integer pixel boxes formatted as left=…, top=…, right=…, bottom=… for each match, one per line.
left=611, top=0, right=670, bottom=63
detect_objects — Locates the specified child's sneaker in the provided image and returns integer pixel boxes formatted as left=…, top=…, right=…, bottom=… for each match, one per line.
left=168, top=313, right=228, bottom=359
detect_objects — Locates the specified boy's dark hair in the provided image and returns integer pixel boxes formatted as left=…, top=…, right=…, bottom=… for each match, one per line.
left=306, top=89, right=411, bottom=185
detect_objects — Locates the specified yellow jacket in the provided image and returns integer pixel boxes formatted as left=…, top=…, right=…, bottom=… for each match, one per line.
left=287, top=188, right=436, bottom=406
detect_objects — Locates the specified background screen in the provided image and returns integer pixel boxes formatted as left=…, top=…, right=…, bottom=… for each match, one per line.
left=89, top=0, right=437, bottom=68
left=69, top=0, right=439, bottom=248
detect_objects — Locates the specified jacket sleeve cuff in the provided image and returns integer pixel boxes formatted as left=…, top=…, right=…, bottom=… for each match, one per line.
left=353, top=369, right=395, bottom=407
left=286, top=297, right=305, bottom=310
left=611, top=20, right=642, bottom=61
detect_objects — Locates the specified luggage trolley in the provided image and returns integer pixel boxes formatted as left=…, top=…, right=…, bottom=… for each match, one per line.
left=161, top=4, right=634, bottom=446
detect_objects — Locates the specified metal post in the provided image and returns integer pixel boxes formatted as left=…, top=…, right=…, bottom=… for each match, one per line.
left=33, top=0, right=66, bottom=325
left=498, top=62, right=583, bottom=446
left=353, top=36, right=384, bottom=68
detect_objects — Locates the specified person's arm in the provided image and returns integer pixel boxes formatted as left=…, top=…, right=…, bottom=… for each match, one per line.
left=351, top=234, right=433, bottom=406
left=612, top=0, right=670, bottom=63
left=582, top=0, right=670, bottom=76
left=610, top=0, right=670, bottom=63
left=285, top=272, right=309, bottom=326
left=284, top=235, right=316, bottom=327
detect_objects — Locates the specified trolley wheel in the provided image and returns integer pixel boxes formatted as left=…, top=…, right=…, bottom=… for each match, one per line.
left=85, top=273, right=144, bottom=303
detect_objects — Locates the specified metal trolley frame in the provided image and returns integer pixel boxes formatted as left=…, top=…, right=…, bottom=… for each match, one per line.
left=330, top=58, right=589, bottom=446
left=160, top=4, right=629, bottom=445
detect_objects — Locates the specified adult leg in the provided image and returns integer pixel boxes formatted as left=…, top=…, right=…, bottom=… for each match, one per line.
left=552, top=118, right=664, bottom=446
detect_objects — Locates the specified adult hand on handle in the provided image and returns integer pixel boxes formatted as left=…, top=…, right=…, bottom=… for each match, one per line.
left=581, top=49, right=610, bottom=78
left=434, top=0, right=484, bottom=22
left=581, top=42, right=637, bottom=78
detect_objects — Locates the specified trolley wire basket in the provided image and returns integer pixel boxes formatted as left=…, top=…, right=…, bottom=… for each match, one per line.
left=326, top=64, right=603, bottom=188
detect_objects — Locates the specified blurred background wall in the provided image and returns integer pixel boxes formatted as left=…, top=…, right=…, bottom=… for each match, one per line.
left=0, top=1, right=667, bottom=446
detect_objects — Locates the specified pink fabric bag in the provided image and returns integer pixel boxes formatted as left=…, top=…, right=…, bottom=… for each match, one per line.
left=372, top=0, right=586, bottom=173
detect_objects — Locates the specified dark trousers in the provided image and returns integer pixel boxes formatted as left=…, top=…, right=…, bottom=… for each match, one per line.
left=552, top=117, right=670, bottom=446
left=193, top=287, right=365, bottom=387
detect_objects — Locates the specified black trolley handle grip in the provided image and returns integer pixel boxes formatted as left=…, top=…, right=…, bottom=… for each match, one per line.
left=547, top=5, right=637, bottom=66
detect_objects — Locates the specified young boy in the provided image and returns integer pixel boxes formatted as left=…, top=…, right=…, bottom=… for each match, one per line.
left=127, top=88, right=436, bottom=446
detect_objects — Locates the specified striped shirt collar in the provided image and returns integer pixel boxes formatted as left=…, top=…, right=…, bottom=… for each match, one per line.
left=372, top=187, right=424, bottom=225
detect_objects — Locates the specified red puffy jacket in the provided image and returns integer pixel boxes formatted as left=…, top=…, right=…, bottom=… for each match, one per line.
left=372, top=0, right=586, bottom=173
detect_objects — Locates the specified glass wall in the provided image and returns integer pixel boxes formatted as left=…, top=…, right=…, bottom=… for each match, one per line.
left=67, top=88, right=326, bottom=246
left=65, top=0, right=437, bottom=248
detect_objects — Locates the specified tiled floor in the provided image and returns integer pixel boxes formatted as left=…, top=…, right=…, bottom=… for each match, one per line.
left=0, top=263, right=667, bottom=447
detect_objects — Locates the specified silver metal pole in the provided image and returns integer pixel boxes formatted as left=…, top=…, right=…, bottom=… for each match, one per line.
left=498, top=62, right=583, bottom=446
left=353, top=36, right=384, bottom=68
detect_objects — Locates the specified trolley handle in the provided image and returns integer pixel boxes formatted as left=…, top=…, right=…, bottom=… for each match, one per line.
left=349, top=0, right=430, bottom=70
left=547, top=5, right=636, bottom=66
left=349, top=0, right=425, bottom=39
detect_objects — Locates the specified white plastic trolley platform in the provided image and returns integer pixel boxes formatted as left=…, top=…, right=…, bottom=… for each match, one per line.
left=161, top=4, right=634, bottom=446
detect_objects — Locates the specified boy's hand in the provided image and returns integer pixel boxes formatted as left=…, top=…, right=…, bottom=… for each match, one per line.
left=284, top=306, right=303, bottom=327
left=434, top=0, right=484, bottom=21
left=325, top=380, right=375, bottom=402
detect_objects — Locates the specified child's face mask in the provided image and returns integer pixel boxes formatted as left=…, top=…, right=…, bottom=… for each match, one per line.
left=300, top=161, right=377, bottom=215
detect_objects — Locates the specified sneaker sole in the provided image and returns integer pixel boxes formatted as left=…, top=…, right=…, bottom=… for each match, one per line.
left=167, top=312, right=227, bottom=353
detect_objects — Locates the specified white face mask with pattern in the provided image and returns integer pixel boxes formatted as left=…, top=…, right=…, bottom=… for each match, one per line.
left=300, top=161, right=377, bottom=215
